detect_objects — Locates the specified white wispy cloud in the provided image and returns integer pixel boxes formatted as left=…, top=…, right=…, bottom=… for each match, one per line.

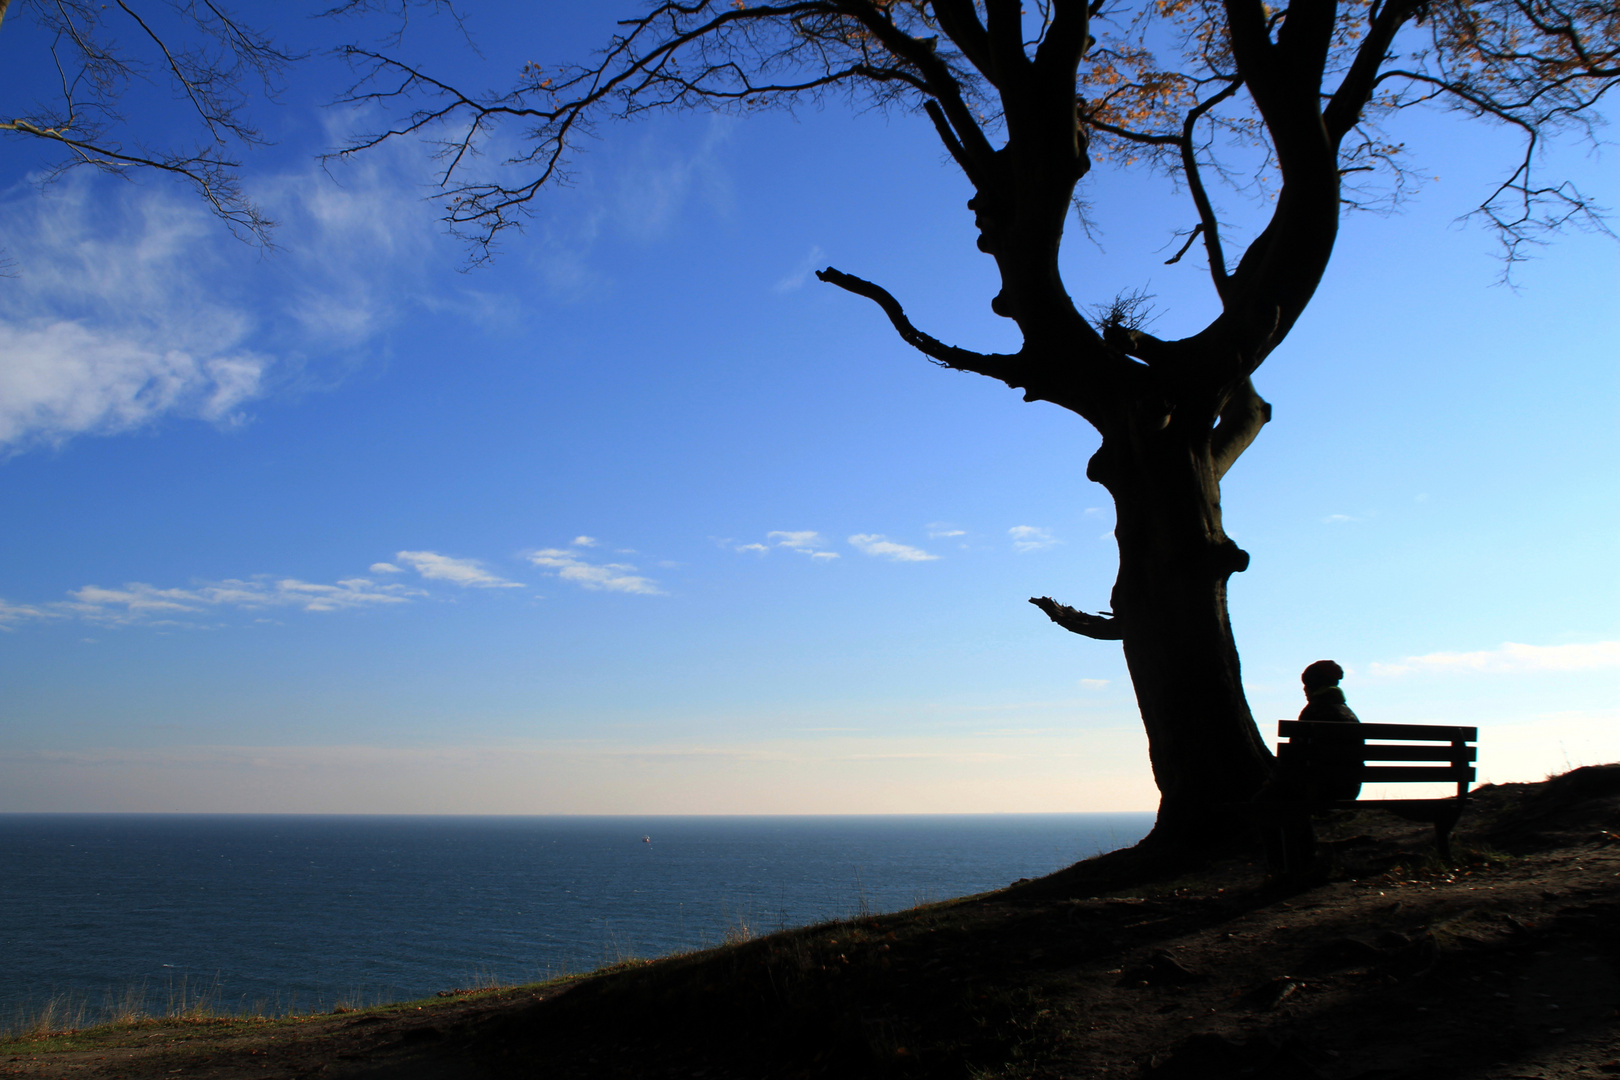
left=0, top=182, right=272, bottom=451
left=527, top=548, right=664, bottom=595
left=1079, top=678, right=1110, bottom=689
left=768, top=530, right=838, bottom=558
left=572, top=536, right=599, bottom=548
left=393, top=551, right=522, bottom=589
left=45, top=576, right=421, bottom=625
left=0, top=124, right=458, bottom=454
left=528, top=115, right=736, bottom=300
left=926, top=523, right=966, bottom=539
left=0, top=545, right=539, bottom=629
left=1323, top=513, right=1361, bottom=524
left=0, top=599, right=52, bottom=629
left=259, top=125, right=443, bottom=350
left=1008, top=525, right=1059, bottom=552
left=769, top=530, right=822, bottom=550
left=728, top=531, right=842, bottom=559
left=613, top=117, right=735, bottom=243
left=773, top=244, right=824, bottom=293
left=1369, top=640, right=1620, bottom=677
left=848, top=534, right=938, bottom=562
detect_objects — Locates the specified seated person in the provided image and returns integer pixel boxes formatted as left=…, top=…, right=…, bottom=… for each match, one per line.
left=1297, top=660, right=1362, bottom=802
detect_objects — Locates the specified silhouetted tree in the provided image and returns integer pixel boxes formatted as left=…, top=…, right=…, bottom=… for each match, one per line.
left=330, top=0, right=1615, bottom=848
left=0, top=0, right=292, bottom=243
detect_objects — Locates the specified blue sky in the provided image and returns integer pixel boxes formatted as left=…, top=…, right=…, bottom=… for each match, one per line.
left=0, top=4, right=1615, bottom=813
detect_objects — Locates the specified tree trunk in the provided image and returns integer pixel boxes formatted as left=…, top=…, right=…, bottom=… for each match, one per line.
left=1087, top=406, right=1275, bottom=851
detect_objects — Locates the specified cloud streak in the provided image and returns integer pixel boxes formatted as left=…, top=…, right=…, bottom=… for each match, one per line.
left=42, top=575, right=422, bottom=625
left=527, top=546, right=664, bottom=595
left=848, top=534, right=938, bottom=562
left=0, top=599, right=51, bottom=629
left=769, top=530, right=839, bottom=559
left=1370, top=640, right=1620, bottom=676
left=527, top=116, right=736, bottom=300
left=1008, top=525, right=1059, bottom=552
left=773, top=244, right=824, bottom=293
left=393, top=551, right=522, bottom=589
left=0, top=546, right=535, bottom=628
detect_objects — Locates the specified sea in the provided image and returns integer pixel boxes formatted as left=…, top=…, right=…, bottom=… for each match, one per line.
left=0, top=812, right=1153, bottom=1031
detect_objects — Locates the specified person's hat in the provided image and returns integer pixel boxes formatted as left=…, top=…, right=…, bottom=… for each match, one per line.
left=1301, top=660, right=1344, bottom=690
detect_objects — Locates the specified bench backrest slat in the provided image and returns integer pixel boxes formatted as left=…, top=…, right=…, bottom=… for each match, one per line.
left=1359, top=765, right=1477, bottom=783
left=1277, top=721, right=1477, bottom=741
left=1276, top=743, right=1475, bottom=765
left=1358, top=745, right=1476, bottom=763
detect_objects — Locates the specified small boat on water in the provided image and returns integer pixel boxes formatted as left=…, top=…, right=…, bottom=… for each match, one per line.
left=642, top=836, right=651, bottom=843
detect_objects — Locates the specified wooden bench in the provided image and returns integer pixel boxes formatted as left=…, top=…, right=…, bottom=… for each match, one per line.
left=1276, top=721, right=1478, bottom=859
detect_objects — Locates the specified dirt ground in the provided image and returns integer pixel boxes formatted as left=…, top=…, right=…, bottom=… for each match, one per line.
left=4, top=764, right=1617, bottom=1079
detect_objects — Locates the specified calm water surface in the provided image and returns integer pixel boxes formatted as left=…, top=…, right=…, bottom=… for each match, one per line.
left=0, top=813, right=1152, bottom=1025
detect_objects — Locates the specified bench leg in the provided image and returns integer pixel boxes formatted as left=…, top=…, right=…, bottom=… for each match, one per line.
left=1432, top=804, right=1464, bottom=862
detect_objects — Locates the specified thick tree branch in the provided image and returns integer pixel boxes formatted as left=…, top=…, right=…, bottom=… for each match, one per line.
left=1034, top=0, right=1093, bottom=78
left=983, top=0, right=1033, bottom=85
left=930, top=0, right=997, bottom=83
left=1274, top=0, right=1338, bottom=86
left=1195, top=0, right=1346, bottom=370
left=1029, top=596, right=1124, bottom=639
left=814, top=266, right=1034, bottom=391
left=1324, top=0, right=1423, bottom=143
left=1210, top=377, right=1273, bottom=479
left=923, top=98, right=974, bottom=174
left=840, top=1, right=1000, bottom=184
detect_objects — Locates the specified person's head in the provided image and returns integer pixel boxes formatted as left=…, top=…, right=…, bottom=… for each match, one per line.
left=1301, top=660, right=1344, bottom=694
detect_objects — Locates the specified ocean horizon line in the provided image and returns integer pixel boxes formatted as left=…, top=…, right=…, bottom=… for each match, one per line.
left=0, top=809, right=1157, bottom=819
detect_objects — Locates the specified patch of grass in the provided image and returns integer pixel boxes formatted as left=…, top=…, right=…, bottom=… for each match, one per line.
left=1, top=972, right=241, bottom=1042
left=0, top=1013, right=286, bottom=1056
left=1451, top=842, right=1514, bottom=867
left=5, top=992, right=91, bottom=1041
